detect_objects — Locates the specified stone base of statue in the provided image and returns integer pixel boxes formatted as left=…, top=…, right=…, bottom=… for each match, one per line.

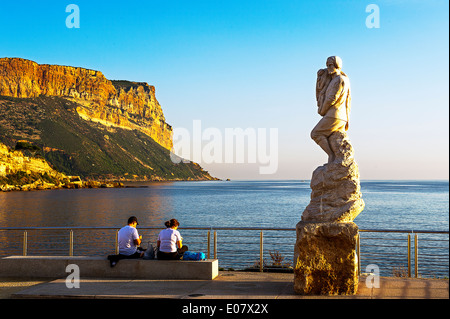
left=294, top=221, right=359, bottom=295
left=294, top=131, right=364, bottom=295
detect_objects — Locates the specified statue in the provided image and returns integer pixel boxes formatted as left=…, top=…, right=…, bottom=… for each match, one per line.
left=311, top=56, right=351, bottom=163
left=293, top=56, right=364, bottom=295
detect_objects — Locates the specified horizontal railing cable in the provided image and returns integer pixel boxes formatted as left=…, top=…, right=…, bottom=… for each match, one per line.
left=0, top=226, right=448, bottom=278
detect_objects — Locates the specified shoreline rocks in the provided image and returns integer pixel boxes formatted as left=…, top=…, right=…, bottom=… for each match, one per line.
left=1, top=176, right=223, bottom=192
left=0, top=179, right=125, bottom=192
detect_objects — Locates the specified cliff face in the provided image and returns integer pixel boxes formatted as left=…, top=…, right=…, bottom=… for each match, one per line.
left=0, top=142, right=69, bottom=191
left=0, top=58, right=172, bottom=150
left=0, top=142, right=59, bottom=177
left=0, top=59, right=216, bottom=182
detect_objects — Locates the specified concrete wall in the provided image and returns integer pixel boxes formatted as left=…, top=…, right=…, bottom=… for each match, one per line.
left=0, top=256, right=219, bottom=280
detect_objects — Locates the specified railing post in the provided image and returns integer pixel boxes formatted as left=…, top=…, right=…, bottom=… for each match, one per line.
left=260, top=230, right=263, bottom=272
left=356, top=233, right=361, bottom=275
left=207, top=230, right=211, bottom=259
left=415, top=234, right=419, bottom=278
left=115, top=230, right=119, bottom=254
left=69, top=230, right=74, bottom=256
left=407, top=234, right=411, bottom=277
left=213, top=231, right=217, bottom=259
left=23, top=231, right=27, bottom=256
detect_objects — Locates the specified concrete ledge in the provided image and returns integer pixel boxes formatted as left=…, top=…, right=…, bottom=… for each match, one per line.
left=0, top=256, right=219, bottom=280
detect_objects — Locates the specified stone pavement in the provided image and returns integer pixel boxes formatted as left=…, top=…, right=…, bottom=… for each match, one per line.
left=2, top=271, right=448, bottom=299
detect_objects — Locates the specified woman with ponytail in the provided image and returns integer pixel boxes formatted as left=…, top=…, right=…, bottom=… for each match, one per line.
left=157, top=219, right=188, bottom=260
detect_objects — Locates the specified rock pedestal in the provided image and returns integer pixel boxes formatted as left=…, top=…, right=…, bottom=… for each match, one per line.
left=294, top=221, right=359, bottom=295
left=294, top=131, right=364, bottom=295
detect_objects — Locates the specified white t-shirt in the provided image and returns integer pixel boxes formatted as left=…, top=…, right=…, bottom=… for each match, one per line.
left=118, top=225, right=139, bottom=256
left=158, top=228, right=182, bottom=253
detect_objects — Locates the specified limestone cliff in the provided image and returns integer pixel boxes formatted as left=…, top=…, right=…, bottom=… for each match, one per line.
left=0, top=70, right=215, bottom=185
left=0, top=142, right=60, bottom=177
left=0, top=142, right=69, bottom=191
left=0, top=58, right=172, bottom=150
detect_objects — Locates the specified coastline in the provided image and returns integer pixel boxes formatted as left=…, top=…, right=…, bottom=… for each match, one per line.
left=2, top=178, right=448, bottom=193
left=0, top=176, right=222, bottom=192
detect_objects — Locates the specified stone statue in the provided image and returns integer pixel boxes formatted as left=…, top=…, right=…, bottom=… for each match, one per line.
left=293, top=56, right=364, bottom=295
left=311, top=56, right=351, bottom=163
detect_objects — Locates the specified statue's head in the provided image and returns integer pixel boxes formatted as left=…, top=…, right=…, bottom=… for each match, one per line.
left=326, top=56, right=342, bottom=75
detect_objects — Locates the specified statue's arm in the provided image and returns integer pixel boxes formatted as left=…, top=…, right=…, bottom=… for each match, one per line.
left=316, top=69, right=327, bottom=102
left=320, top=79, right=343, bottom=115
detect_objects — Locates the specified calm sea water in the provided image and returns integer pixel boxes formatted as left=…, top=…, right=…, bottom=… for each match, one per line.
left=0, top=180, right=448, bottom=276
left=0, top=180, right=448, bottom=230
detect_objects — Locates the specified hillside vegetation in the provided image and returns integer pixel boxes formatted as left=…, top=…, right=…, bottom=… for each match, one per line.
left=0, top=95, right=215, bottom=181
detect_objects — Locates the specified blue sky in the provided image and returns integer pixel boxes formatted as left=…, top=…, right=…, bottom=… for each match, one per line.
left=1, top=0, right=448, bottom=180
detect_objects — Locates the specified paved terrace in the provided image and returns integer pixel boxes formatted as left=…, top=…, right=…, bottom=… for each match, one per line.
left=1, top=272, right=448, bottom=299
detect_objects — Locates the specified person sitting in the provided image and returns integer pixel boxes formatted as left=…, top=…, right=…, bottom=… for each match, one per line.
left=157, top=219, right=188, bottom=260
left=108, top=216, right=144, bottom=267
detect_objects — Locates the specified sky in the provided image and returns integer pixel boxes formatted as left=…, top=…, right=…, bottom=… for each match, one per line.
left=1, top=0, right=448, bottom=180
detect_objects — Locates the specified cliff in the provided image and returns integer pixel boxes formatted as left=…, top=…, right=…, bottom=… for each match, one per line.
left=0, top=58, right=217, bottom=182
left=0, top=142, right=61, bottom=178
left=0, top=58, right=172, bottom=150
left=0, top=142, right=69, bottom=191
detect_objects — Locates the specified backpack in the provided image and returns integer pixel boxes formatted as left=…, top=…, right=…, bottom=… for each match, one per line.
left=143, top=242, right=157, bottom=260
left=182, top=251, right=206, bottom=261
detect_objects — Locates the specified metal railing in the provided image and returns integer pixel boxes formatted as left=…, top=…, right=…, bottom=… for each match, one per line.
left=0, top=226, right=448, bottom=278
left=357, top=229, right=449, bottom=278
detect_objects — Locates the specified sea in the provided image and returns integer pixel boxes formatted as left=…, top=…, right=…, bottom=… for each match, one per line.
left=0, top=180, right=448, bottom=277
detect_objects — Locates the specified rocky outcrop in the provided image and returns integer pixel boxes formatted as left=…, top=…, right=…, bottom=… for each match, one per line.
left=0, top=142, right=68, bottom=191
left=294, top=131, right=364, bottom=295
left=301, top=131, right=364, bottom=223
left=0, top=142, right=127, bottom=191
left=0, top=58, right=172, bottom=150
left=0, top=143, right=62, bottom=178
left=0, top=58, right=115, bottom=101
